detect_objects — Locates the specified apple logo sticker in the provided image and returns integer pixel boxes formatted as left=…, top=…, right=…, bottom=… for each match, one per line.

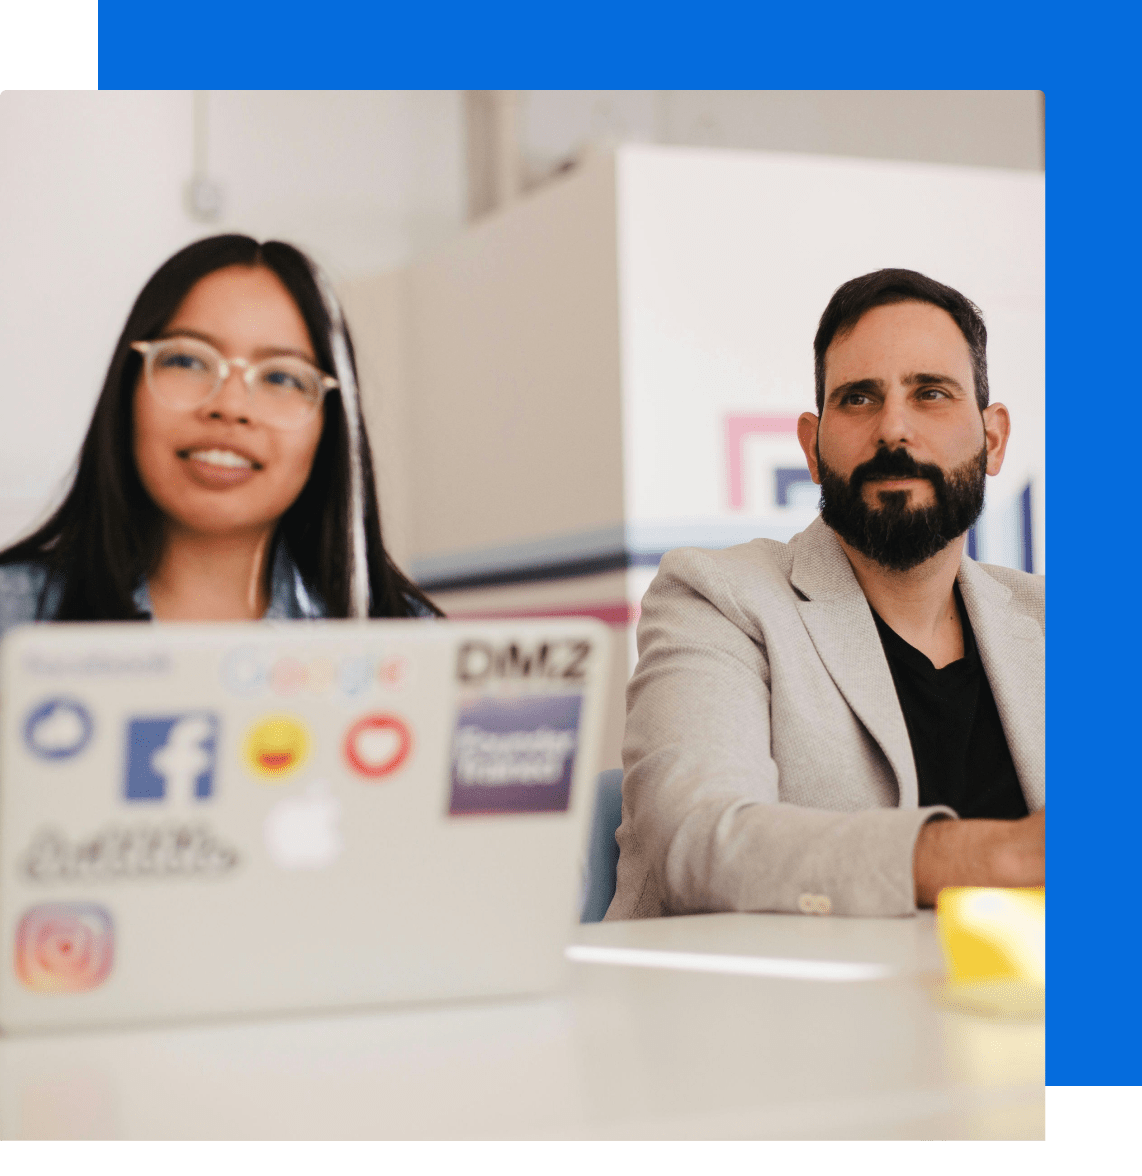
left=264, top=779, right=343, bottom=870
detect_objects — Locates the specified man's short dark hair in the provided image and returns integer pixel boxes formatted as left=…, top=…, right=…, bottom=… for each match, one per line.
left=813, top=269, right=989, bottom=414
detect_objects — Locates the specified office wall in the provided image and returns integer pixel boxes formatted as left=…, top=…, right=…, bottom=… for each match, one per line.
left=1, top=92, right=192, bottom=545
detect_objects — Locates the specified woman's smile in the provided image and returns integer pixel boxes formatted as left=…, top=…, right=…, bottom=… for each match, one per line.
left=183, top=447, right=259, bottom=470
left=175, top=444, right=265, bottom=490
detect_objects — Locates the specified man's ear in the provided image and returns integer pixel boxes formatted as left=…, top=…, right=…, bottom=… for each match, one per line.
left=982, top=403, right=1011, bottom=476
left=797, top=412, right=821, bottom=484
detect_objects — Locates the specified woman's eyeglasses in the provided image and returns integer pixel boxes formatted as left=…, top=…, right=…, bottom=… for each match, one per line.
left=131, top=336, right=338, bottom=430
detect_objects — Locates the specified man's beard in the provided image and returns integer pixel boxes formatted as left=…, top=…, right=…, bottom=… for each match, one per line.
left=817, top=442, right=987, bottom=572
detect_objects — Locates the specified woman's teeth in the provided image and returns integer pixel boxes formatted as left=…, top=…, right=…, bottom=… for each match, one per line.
left=187, top=448, right=254, bottom=469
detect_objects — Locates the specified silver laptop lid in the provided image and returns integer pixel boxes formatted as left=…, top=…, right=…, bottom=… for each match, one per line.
left=0, top=618, right=610, bottom=1032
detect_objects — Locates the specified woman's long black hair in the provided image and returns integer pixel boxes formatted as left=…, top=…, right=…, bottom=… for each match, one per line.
left=0, top=234, right=441, bottom=620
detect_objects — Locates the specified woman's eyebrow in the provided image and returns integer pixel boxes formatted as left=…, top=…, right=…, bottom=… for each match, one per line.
left=155, top=327, right=219, bottom=345
left=248, top=345, right=319, bottom=363
left=154, top=328, right=317, bottom=364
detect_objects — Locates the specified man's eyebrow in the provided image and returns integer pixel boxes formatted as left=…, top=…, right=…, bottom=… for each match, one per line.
left=903, top=371, right=966, bottom=393
left=828, top=377, right=884, bottom=403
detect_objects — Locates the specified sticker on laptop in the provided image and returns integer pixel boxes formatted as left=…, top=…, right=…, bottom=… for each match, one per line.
left=264, top=779, right=343, bottom=870
left=23, top=698, right=94, bottom=761
left=269, top=657, right=308, bottom=696
left=455, top=638, right=591, bottom=686
left=221, top=646, right=268, bottom=695
left=22, top=823, right=240, bottom=882
left=448, top=694, right=583, bottom=816
left=376, top=655, right=410, bottom=690
left=124, top=713, right=219, bottom=802
left=339, top=655, right=372, bottom=697
left=15, top=903, right=115, bottom=993
left=343, top=714, right=413, bottom=780
left=244, top=715, right=310, bottom=781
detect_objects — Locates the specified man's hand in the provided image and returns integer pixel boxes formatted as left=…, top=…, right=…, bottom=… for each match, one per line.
left=913, top=809, right=1044, bottom=908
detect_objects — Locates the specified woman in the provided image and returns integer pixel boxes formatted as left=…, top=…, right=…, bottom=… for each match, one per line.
left=0, top=235, right=438, bottom=635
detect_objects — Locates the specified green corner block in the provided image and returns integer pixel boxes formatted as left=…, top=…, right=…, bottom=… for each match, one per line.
left=0, top=0, right=99, bottom=88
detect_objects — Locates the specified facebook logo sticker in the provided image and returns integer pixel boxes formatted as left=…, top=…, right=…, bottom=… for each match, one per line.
left=124, top=714, right=219, bottom=803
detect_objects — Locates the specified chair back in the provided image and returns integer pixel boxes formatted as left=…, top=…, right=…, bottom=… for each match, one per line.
left=579, top=768, right=624, bottom=923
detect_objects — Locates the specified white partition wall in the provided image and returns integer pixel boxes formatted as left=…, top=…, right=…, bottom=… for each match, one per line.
left=346, top=145, right=1045, bottom=767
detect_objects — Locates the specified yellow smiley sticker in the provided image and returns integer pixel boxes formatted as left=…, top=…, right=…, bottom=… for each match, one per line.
left=244, top=715, right=310, bottom=781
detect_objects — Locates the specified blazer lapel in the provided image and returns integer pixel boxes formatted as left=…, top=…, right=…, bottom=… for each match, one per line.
left=789, top=520, right=919, bottom=808
left=957, top=557, right=1046, bottom=810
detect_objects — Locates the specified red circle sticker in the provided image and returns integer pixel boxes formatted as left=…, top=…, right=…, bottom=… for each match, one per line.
left=343, top=714, right=413, bottom=779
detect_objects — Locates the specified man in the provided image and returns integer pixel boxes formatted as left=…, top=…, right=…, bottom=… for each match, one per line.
left=608, top=269, right=1044, bottom=919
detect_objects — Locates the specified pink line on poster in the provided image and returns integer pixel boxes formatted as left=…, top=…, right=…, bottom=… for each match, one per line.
left=446, top=602, right=640, bottom=628
left=725, top=414, right=800, bottom=510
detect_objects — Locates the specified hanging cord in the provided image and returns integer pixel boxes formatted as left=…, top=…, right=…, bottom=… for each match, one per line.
left=246, top=530, right=269, bottom=617
left=311, top=262, right=371, bottom=619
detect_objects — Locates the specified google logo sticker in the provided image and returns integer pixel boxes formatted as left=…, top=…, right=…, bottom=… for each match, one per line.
left=343, top=714, right=413, bottom=780
left=222, top=648, right=413, bottom=700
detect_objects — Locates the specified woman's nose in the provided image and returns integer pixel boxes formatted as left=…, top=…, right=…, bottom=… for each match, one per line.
left=205, top=364, right=252, bottom=424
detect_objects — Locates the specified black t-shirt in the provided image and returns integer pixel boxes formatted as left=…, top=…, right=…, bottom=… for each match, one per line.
left=871, top=584, right=1029, bottom=820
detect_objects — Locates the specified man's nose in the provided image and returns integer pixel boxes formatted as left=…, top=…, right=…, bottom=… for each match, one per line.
left=876, top=388, right=914, bottom=446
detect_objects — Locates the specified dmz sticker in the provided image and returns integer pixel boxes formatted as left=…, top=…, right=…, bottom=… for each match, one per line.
left=125, top=714, right=218, bottom=803
left=448, top=694, right=582, bottom=816
left=24, top=698, right=94, bottom=761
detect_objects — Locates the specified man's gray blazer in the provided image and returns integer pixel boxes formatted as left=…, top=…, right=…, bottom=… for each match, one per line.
left=606, top=516, right=1045, bottom=920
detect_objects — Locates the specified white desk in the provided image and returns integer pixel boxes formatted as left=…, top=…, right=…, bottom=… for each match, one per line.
left=0, top=912, right=1043, bottom=1140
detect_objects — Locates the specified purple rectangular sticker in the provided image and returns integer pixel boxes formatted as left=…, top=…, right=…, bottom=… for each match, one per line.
left=449, top=694, right=583, bottom=815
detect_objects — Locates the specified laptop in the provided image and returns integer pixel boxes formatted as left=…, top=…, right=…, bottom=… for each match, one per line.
left=0, top=617, right=609, bottom=1032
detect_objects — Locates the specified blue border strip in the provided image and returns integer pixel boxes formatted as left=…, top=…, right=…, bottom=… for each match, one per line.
left=97, top=4, right=1048, bottom=90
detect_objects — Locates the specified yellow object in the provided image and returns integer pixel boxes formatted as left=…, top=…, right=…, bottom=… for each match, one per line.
left=935, top=887, right=1045, bottom=1018
left=243, top=715, right=310, bottom=781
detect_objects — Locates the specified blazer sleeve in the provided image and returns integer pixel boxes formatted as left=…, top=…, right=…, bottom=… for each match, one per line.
left=609, top=551, right=951, bottom=919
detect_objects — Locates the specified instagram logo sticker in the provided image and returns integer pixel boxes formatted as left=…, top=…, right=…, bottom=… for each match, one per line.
left=15, top=904, right=115, bottom=993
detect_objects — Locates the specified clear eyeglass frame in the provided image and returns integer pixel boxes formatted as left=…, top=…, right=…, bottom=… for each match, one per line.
left=130, top=336, right=339, bottom=429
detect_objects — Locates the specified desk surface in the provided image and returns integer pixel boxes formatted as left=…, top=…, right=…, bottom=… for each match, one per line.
left=0, top=912, right=1043, bottom=1140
